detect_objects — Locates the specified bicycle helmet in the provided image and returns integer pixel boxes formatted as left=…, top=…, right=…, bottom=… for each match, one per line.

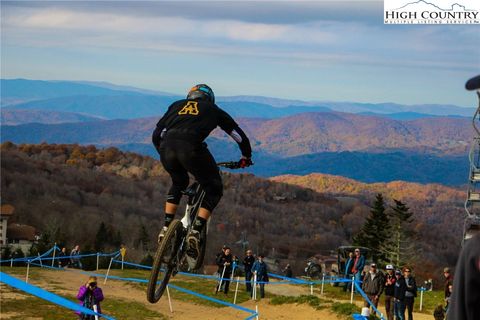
left=187, top=84, right=215, bottom=103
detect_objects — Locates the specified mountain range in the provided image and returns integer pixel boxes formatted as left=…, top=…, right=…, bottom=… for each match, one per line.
left=0, top=79, right=474, bottom=185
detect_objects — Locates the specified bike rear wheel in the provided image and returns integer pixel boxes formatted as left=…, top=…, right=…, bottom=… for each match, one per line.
left=146, top=219, right=183, bottom=303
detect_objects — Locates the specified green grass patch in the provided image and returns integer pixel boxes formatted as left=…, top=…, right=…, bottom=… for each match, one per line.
left=1, top=286, right=166, bottom=320
left=331, top=302, right=361, bottom=317
left=270, top=294, right=328, bottom=310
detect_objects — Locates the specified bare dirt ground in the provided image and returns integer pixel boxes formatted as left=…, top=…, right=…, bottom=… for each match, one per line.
left=1, top=269, right=433, bottom=320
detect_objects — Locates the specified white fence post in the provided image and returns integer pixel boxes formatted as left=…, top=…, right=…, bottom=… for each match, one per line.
left=96, top=253, right=100, bottom=271
left=420, top=289, right=424, bottom=311
left=10, top=258, right=13, bottom=268
left=26, top=261, right=31, bottom=283
left=233, top=276, right=240, bottom=304
left=166, top=285, right=174, bottom=313
left=104, top=257, right=114, bottom=284
left=51, top=243, right=57, bottom=267
left=253, top=273, right=257, bottom=300
left=321, top=274, right=325, bottom=295
left=350, top=276, right=355, bottom=304
left=217, top=265, right=226, bottom=294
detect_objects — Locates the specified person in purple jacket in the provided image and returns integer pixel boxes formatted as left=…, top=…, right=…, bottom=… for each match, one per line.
left=76, top=276, right=104, bottom=319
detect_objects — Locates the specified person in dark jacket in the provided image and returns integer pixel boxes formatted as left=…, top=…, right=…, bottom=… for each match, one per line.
left=76, top=276, right=104, bottom=319
left=447, top=234, right=480, bottom=320
left=216, top=247, right=233, bottom=294
left=394, top=270, right=407, bottom=320
left=58, top=247, right=68, bottom=268
left=362, top=263, right=384, bottom=309
left=243, top=249, right=255, bottom=292
left=384, top=264, right=396, bottom=320
left=343, top=251, right=354, bottom=292
left=152, top=84, right=252, bottom=263
left=403, top=267, right=417, bottom=320
left=443, top=267, right=453, bottom=304
left=252, top=254, right=269, bottom=299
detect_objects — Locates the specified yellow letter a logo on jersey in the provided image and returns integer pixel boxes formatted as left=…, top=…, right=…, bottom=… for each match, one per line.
left=178, top=101, right=199, bottom=115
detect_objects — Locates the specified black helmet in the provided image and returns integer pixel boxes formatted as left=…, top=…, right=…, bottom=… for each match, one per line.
left=187, top=84, right=215, bottom=103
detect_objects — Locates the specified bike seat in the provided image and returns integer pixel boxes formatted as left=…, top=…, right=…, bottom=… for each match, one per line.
left=181, top=185, right=197, bottom=197
left=466, top=75, right=480, bottom=91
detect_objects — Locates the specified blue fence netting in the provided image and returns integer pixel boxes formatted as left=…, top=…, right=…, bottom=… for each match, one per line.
left=4, top=246, right=420, bottom=320
left=0, top=272, right=115, bottom=320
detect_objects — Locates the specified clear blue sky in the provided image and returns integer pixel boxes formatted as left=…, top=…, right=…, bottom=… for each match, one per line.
left=1, top=0, right=479, bottom=106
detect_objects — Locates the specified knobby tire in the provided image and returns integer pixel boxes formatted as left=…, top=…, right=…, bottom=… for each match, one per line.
left=146, top=219, right=183, bottom=303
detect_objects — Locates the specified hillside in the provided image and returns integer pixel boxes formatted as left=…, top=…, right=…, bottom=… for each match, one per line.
left=1, top=112, right=471, bottom=156
left=0, top=143, right=464, bottom=280
left=1, top=109, right=104, bottom=125
left=271, top=172, right=465, bottom=268
left=0, top=142, right=352, bottom=273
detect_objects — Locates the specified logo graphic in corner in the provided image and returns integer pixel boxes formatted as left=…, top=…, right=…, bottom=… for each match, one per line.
left=384, top=0, right=480, bottom=24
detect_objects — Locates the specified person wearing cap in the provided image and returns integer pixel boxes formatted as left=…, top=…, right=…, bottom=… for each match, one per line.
left=244, top=249, right=255, bottom=293
left=384, top=264, right=396, bottom=320
left=394, top=270, right=407, bottom=320
left=443, top=267, right=453, bottom=303
left=251, top=254, right=269, bottom=299
left=361, top=263, right=385, bottom=309
left=403, top=266, right=417, bottom=320
left=351, top=248, right=366, bottom=287
left=76, top=276, right=104, bottom=319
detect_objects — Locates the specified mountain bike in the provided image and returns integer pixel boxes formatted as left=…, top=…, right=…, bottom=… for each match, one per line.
left=146, top=161, right=245, bottom=303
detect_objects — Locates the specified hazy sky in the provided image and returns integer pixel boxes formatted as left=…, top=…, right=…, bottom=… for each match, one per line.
left=1, top=1, right=479, bottom=106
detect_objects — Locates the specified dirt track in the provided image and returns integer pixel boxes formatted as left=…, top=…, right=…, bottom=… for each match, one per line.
left=1, top=269, right=433, bottom=320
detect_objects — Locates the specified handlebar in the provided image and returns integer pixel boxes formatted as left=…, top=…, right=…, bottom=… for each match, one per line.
left=217, top=161, right=253, bottom=169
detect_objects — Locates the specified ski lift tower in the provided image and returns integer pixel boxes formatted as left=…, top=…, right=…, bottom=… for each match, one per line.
left=464, top=75, right=480, bottom=243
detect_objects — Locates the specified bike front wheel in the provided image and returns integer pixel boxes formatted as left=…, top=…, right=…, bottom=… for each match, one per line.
left=146, top=219, right=183, bottom=303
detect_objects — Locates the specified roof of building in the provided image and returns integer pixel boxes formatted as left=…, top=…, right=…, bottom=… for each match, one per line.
left=1, top=204, right=15, bottom=216
left=7, top=224, right=36, bottom=241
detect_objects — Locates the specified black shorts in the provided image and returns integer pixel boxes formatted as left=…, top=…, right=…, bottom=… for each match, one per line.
left=159, top=139, right=223, bottom=211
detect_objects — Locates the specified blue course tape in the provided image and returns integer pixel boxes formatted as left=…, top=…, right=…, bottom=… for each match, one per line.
left=38, top=267, right=258, bottom=320
left=353, top=281, right=385, bottom=320
left=168, top=283, right=257, bottom=317
left=0, top=272, right=115, bottom=320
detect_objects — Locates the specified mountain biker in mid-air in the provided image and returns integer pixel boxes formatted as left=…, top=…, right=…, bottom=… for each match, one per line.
left=152, top=84, right=253, bottom=261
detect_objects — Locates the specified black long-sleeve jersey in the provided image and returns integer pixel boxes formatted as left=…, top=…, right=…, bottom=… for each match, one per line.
left=152, top=99, right=252, bottom=158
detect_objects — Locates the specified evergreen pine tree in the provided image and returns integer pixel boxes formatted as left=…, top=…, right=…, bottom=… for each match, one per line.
left=135, top=224, right=150, bottom=251
left=380, top=199, right=416, bottom=267
left=353, top=193, right=390, bottom=264
left=94, top=222, right=109, bottom=252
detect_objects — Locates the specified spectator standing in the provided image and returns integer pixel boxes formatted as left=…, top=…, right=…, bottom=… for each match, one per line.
left=243, top=250, right=255, bottom=293
left=216, top=247, right=233, bottom=294
left=403, top=267, right=417, bottom=320
left=362, top=263, right=384, bottom=309
left=394, top=270, right=407, bottom=320
left=76, top=276, right=104, bottom=319
left=443, top=267, right=453, bottom=305
left=351, top=248, right=365, bottom=287
left=251, top=254, right=269, bottom=299
left=58, top=247, right=68, bottom=268
left=384, top=264, right=396, bottom=320
left=344, top=251, right=354, bottom=292
left=70, top=245, right=83, bottom=269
